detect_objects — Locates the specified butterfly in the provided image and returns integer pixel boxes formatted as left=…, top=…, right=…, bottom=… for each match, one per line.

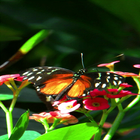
left=20, top=66, right=125, bottom=101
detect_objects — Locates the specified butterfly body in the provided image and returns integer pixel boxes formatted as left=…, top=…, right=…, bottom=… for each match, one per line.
left=21, top=66, right=124, bottom=101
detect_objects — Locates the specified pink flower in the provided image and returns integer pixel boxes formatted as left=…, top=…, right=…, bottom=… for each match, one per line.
left=30, top=111, right=78, bottom=125
left=97, top=61, right=120, bottom=71
left=52, top=95, right=67, bottom=106
left=114, top=71, right=138, bottom=77
left=58, top=100, right=80, bottom=113
left=50, top=111, right=78, bottom=125
left=83, top=97, right=110, bottom=110
left=0, top=74, right=23, bottom=85
left=29, top=112, right=54, bottom=123
left=133, top=64, right=140, bottom=69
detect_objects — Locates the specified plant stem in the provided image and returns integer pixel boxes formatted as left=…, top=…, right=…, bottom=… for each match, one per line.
left=9, top=89, right=20, bottom=112
left=0, top=101, right=13, bottom=137
left=103, top=111, right=125, bottom=140
left=6, top=111, right=13, bottom=137
left=124, top=95, right=140, bottom=112
left=0, top=101, right=8, bottom=113
left=9, top=81, right=30, bottom=112
left=103, top=99, right=124, bottom=140
left=5, top=81, right=30, bottom=137
left=94, top=110, right=108, bottom=140
left=41, top=119, right=50, bottom=133
left=84, top=111, right=97, bottom=123
left=49, top=118, right=61, bottom=131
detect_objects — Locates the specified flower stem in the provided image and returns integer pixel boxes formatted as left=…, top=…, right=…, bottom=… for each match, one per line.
left=9, top=81, right=30, bottom=112
left=124, top=76, right=140, bottom=112
left=9, top=89, right=20, bottom=112
left=41, top=119, right=50, bottom=133
left=103, top=111, right=125, bottom=140
left=0, top=101, right=13, bottom=137
left=124, top=95, right=140, bottom=112
left=5, top=80, right=30, bottom=137
left=94, top=110, right=108, bottom=140
left=6, top=111, right=13, bottom=137
left=49, top=118, right=61, bottom=131
left=84, top=112, right=97, bottom=123
left=0, top=101, right=8, bottom=113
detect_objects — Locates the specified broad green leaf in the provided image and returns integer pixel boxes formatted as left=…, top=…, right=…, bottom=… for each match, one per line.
left=35, top=122, right=99, bottom=140
left=19, top=130, right=41, bottom=140
left=0, top=94, right=13, bottom=100
left=9, top=110, right=29, bottom=140
left=0, top=131, right=41, bottom=140
left=0, top=134, right=8, bottom=140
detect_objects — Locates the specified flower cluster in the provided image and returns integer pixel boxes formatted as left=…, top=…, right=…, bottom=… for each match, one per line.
left=0, top=74, right=23, bottom=86
left=30, top=111, right=78, bottom=125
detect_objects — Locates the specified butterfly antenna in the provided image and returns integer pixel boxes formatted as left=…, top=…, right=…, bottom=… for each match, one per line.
left=81, top=53, right=85, bottom=69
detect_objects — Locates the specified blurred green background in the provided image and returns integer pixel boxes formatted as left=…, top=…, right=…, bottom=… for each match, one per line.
left=1, top=0, right=140, bottom=139
left=1, top=0, right=140, bottom=74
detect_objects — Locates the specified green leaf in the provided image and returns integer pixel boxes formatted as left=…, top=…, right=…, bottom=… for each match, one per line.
left=19, top=30, right=50, bottom=54
left=9, top=110, right=30, bottom=140
left=0, top=134, right=8, bottom=140
left=0, top=131, right=41, bottom=140
left=0, top=94, right=13, bottom=100
left=35, top=122, right=99, bottom=140
left=19, top=130, right=41, bottom=140
left=0, top=85, right=13, bottom=100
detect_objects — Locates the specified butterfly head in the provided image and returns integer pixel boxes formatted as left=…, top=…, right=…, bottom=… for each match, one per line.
left=78, top=69, right=87, bottom=75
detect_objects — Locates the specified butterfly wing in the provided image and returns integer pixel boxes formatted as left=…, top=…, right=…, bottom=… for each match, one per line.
left=67, top=75, right=92, bottom=97
left=21, top=66, right=75, bottom=100
left=21, top=66, right=74, bottom=85
left=66, top=72, right=124, bottom=98
left=83, top=72, right=125, bottom=90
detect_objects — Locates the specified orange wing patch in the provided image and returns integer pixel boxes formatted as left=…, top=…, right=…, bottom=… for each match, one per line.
left=40, top=74, right=73, bottom=95
left=67, top=75, right=91, bottom=97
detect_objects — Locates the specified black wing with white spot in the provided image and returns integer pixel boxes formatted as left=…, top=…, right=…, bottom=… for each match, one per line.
left=20, top=66, right=74, bottom=86
left=84, top=72, right=125, bottom=90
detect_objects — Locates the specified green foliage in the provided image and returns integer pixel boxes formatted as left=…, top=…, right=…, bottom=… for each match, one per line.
left=35, top=122, right=98, bottom=140
left=9, top=110, right=29, bottom=140
left=0, top=94, right=13, bottom=101
left=0, top=131, right=41, bottom=140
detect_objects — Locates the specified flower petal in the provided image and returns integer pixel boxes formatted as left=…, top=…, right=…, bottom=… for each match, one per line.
left=58, top=100, right=80, bottom=113
left=83, top=97, right=109, bottom=110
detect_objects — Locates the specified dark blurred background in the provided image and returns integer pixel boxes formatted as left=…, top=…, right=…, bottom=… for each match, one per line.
left=0, top=0, right=140, bottom=138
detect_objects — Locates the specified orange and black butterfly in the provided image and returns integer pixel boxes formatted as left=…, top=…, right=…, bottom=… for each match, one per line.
left=20, top=66, right=125, bottom=101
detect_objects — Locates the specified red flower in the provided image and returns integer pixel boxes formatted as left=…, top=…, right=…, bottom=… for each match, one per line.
left=58, top=100, right=80, bottom=113
left=106, top=89, right=137, bottom=98
left=89, top=89, right=106, bottom=97
left=83, top=97, right=110, bottom=110
left=119, top=83, right=133, bottom=88
left=0, top=74, right=23, bottom=85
